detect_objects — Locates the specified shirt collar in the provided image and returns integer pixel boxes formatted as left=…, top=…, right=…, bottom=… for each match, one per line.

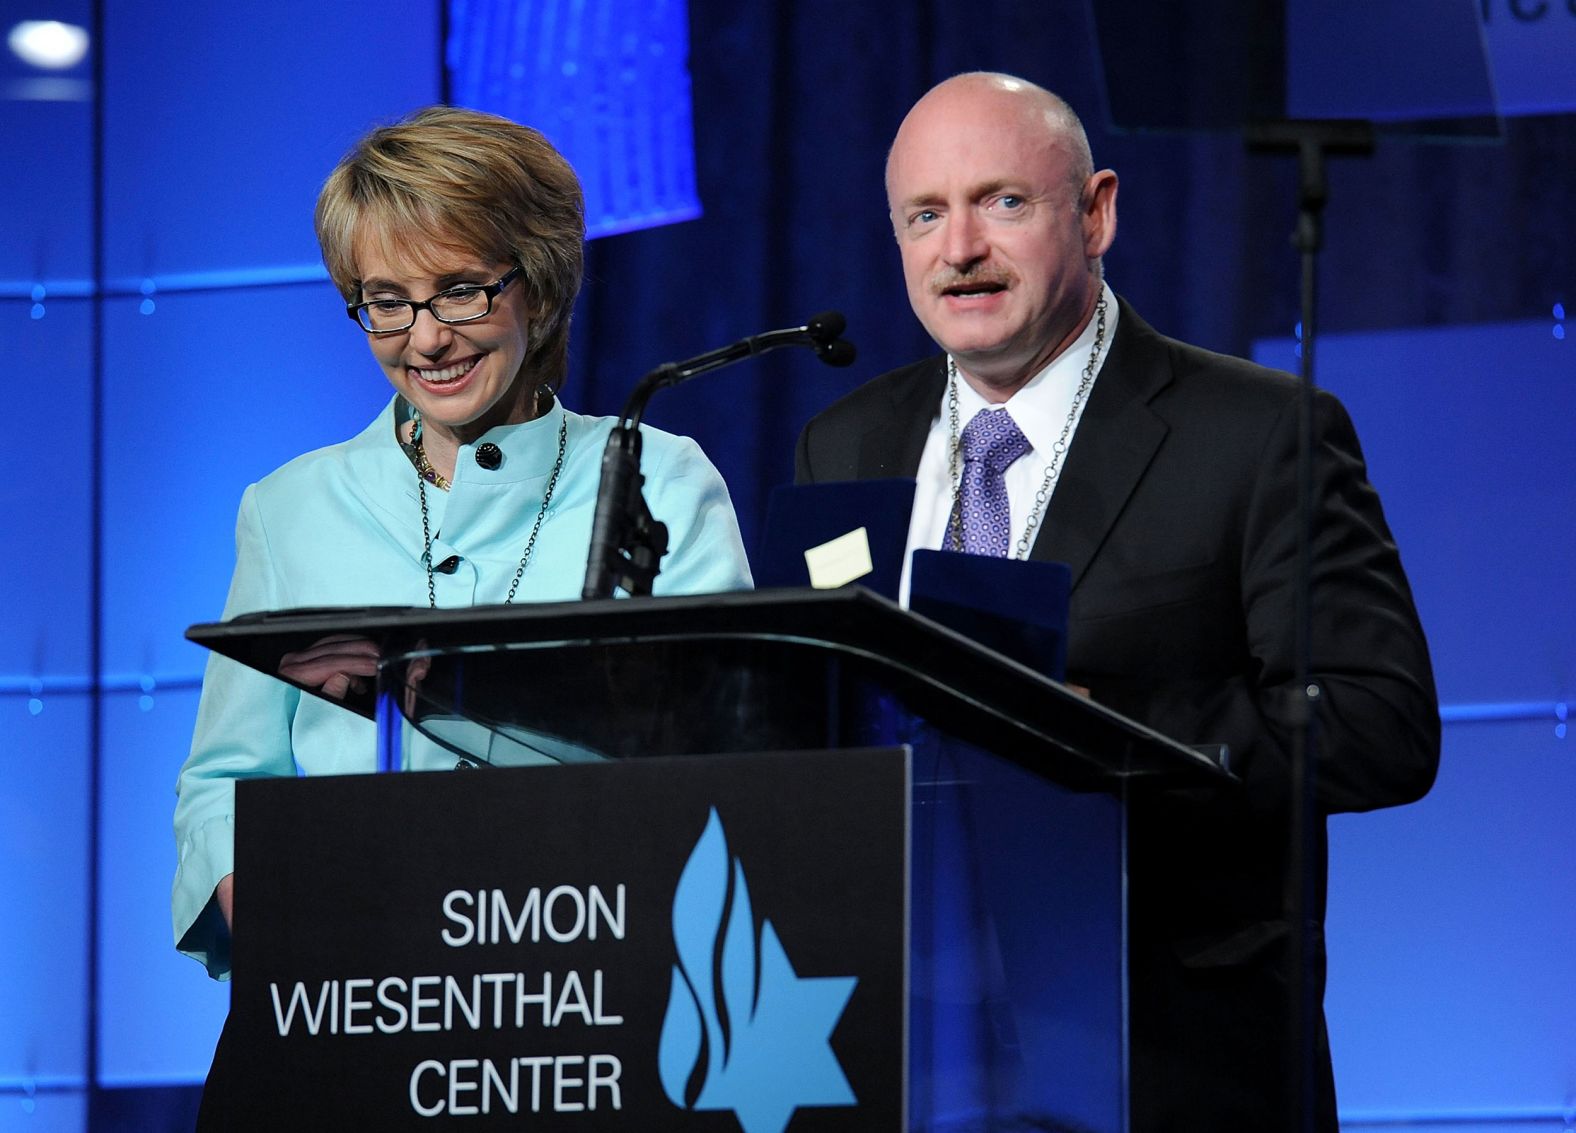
left=947, top=281, right=1120, bottom=456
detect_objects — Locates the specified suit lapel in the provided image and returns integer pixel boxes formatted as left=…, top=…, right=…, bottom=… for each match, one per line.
left=1032, top=300, right=1173, bottom=593
left=857, top=356, right=946, bottom=479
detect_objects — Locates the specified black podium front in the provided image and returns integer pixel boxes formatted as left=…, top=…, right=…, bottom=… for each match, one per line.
left=190, top=588, right=1227, bottom=1133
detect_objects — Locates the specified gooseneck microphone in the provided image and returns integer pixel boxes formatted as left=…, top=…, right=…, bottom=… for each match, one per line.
left=582, top=313, right=857, bottom=600
left=804, top=311, right=857, bottom=367
left=627, top=310, right=857, bottom=409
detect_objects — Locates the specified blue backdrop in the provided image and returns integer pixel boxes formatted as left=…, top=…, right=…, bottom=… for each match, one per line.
left=1, top=1, right=1572, bottom=1130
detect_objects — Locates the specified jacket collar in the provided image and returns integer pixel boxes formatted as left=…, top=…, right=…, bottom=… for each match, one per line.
left=382, top=395, right=572, bottom=487
left=857, top=356, right=946, bottom=480
left=336, top=395, right=578, bottom=553
left=1030, top=296, right=1175, bottom=592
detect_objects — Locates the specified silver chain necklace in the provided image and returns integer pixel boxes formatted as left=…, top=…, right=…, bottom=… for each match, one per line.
left=945, top=295, right=1108, bottom=559
left=412, top=409, right=568, bottom=608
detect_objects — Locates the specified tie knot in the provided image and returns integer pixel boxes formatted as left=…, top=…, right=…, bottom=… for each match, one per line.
left=961, top=409, right=1032, bottom=474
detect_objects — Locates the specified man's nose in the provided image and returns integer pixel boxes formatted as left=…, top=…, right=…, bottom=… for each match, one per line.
left=942, top=209, right=988, bottom=268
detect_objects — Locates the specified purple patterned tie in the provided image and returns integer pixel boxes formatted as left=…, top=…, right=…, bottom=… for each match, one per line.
left=955, top=409, right=1032, bottom=556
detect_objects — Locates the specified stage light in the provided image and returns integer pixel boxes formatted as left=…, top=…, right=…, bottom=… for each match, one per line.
left=8, top=20, right=90, bottom=70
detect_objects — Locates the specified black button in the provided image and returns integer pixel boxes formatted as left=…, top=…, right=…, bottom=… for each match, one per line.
left=475, top=443, right=502, bottom=470
left=454, top=758, right=477, bottom=770
left=434, top=555, right=461, bottom=574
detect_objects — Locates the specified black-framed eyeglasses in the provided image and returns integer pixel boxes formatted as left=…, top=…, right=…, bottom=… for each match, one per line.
left=347, top=267, right=522, bottom=333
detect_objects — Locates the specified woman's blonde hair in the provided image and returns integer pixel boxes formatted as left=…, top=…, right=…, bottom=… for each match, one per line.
left=315, top=105, right=585, bottom=389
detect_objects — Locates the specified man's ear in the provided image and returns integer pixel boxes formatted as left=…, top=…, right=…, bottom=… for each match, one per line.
left=1082, top=169, right=1119, bottom=260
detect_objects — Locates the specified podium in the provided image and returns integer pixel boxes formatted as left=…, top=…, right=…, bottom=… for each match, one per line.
left=189, top=587, right=1227, bottom=1133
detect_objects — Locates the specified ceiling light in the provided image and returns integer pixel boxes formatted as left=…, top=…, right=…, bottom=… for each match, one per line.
left=8, top=20, right=90, bottom=70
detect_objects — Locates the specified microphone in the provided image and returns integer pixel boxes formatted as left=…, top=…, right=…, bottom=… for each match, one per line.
left=583, top=312, right=858, bottom=599
left=804, top=309, right=844, bottom=342
left=803, top=311, right=856, bottom=367
left=816, top=339, right=857, bottom=367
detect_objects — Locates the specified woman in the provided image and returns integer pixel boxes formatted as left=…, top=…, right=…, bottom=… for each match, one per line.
left=172, top=106, right=751, bottom=981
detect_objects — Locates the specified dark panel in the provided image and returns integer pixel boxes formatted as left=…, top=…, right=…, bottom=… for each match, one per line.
left=1287, top=0, right=1495, bottom=123
left=88, top=1084, right=202, bottom=1133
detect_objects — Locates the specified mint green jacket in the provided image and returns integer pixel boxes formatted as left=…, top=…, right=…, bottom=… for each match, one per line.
left=173, top=396, right=752, bottom=978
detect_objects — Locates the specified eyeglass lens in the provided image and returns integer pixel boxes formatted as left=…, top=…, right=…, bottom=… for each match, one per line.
left=360, top=287, right=492, bottom=331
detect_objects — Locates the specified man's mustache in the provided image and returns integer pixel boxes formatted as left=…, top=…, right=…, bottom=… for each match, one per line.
left=928, top=266, right=1013, bottom=296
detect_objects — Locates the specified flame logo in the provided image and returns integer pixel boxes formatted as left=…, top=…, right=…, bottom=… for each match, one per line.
left=658, top=809, right=858, bottom=1133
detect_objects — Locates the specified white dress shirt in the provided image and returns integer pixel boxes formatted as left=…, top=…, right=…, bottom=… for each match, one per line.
left=901, top=282, right=1119, bottom=604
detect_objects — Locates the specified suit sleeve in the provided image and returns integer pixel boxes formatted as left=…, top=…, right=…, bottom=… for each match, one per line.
left=1250, top=390, right=1439, bottom=812
left=1105, top=389, right=1440, bottom=816
left=794, top=419, right=816, bottom=484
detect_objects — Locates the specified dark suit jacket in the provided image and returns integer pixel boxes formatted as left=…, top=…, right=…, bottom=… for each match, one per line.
left=796, top=299, right=1440, bottom=1132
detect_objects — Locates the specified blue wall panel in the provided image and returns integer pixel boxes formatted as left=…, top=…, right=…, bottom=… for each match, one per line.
left=85, top=6, right=444, bottom=1104
left=1253, top=320, right=1575, bottom=706
left=0, top=694, right=90, bottom=1087
left=0, top=1092, right=86, bottom=1133
left=2, top=300, right=94, bottom=682
left=0, top=93, right=91, bottom=291
left=1254, top=320, right=1575, bottom=1128
left=0, top=2, right=448, bottom=1115
left=97, top=688, right=227, bottom=1086
left=1328, top=720, right=1576, bottom=1123
left=99, top=286, right=391, bottom=684
left=101, top=5, right=441, bottom=286
left=82, top=4, right=443, bottom=1102
left=1479, top=1, right=1576, bottom=116
left=0, top=0, right=91, bottom=294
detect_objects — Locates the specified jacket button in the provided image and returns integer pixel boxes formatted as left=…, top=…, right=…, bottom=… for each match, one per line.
left=455, top=758, right=477, bottom=770
left=434, top=554, right=461, bottom=574
left=475, top=443, right=502, bottom=470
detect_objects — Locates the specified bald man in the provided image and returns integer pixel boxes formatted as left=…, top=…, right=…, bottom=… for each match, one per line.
left=797, top=73, right=1439, bottom=1131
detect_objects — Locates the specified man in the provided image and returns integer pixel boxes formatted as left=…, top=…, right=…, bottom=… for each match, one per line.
left=796, top=72, right=1439, bottom=1131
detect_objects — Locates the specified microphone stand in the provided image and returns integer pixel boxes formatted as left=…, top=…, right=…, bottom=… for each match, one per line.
left=582, top=313, right=855, bottom=600
left=1245, top=117, right=1374, bottom=1133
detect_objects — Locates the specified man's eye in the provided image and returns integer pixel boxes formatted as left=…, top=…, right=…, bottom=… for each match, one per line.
left=996, top=195, right=1024, bottom=210
left=911, top=209, right=939, bottom=226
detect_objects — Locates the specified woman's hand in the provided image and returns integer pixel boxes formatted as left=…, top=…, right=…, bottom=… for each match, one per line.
left=278, top=634, right=381, bottom=699
left=216, top=873, right=235, bottom=930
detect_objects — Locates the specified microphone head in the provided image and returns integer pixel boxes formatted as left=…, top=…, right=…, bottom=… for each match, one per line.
left=815, top=338, right=857, bottom=367
left=804, top=310, right=846, bottom=343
